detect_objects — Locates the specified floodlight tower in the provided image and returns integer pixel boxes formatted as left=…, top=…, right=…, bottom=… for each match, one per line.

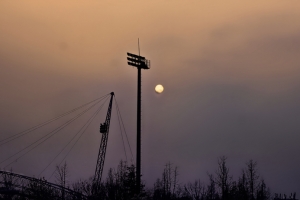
left=127, top=44, right=150, bottom=195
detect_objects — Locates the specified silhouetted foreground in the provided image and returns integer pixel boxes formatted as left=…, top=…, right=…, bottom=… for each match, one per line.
left=0, top=157, right=297, bottom=200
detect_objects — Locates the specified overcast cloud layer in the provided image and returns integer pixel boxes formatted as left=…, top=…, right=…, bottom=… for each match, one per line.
left=1, top=0, right=300, bottom=195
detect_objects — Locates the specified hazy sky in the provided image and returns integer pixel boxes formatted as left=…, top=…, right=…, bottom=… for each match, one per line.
left=1, top=0, right=300, bottom=195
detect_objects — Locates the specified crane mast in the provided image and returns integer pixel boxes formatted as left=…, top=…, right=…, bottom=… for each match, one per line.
left=94, top=92, right=114, bottom=184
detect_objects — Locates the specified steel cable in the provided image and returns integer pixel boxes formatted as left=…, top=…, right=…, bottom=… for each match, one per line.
left=39, top=97, right=109, bottom=177
left=114, top=96, right=134, bottom=163
left=1, top=97, right=107, bottom=168
left=0, top=94, right=110, bottom=147
left=48, top=97, right=109, bottom=180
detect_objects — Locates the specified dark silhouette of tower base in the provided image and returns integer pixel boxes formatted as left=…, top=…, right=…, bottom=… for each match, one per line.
left=127, top=51, right=150, bottom=195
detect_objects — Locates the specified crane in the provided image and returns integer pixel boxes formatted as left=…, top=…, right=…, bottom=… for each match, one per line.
left=94, top=92, right=114, bottom=185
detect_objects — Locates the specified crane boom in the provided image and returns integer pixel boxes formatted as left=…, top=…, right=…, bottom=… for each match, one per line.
left=94, top=92, right=114, bottom=184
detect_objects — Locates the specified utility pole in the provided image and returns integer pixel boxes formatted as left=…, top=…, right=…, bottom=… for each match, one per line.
left=127, top=43, right=150, bottom=195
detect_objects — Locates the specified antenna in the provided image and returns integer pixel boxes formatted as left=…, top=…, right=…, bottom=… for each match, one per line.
left=138, top=38, right=140, bottom=57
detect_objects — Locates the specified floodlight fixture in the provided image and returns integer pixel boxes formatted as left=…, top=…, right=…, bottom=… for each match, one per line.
left=127, top=52, right=150, bottom=69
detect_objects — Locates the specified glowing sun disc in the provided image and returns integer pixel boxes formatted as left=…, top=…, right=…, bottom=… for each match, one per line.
left=155, top=84, right=164, bottom=93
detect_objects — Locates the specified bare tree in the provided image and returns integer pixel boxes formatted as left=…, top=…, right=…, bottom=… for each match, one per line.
left=215, top=156, right=231, bottom=200
left=172, top=165, right=179, bottom=197
left=0, top=170, right=20, bottom=200
left=246, top=160, right=259, bottom=200
left=162, top=162, right=172, bottom=197
left=256, top=179, right=270, bottom=200
left=184, top=179, right=204, bottom=200
left=55, top=162, right=69, bottom=188
left=72, top=177, right=94, bottom=197
left=237, top=170, right=249, bottom=200
left=206, top=173, right=218, bottom=200
left=55, top=162, right=69, bottom=200
left=152, top=162, right=180, bottom=200
left=162, top=162, right=180, bottom=199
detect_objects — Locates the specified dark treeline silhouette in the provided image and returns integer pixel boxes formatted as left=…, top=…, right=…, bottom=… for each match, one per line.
left=149, top=157, right=271, bottom=200
left=0, top=157, right=297, bottom=200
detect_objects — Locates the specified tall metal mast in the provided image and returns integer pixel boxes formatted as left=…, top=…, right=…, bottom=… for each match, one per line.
left=94, top=92, right=114, bottom=184
left=127, top=42, right=150, bottom=194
